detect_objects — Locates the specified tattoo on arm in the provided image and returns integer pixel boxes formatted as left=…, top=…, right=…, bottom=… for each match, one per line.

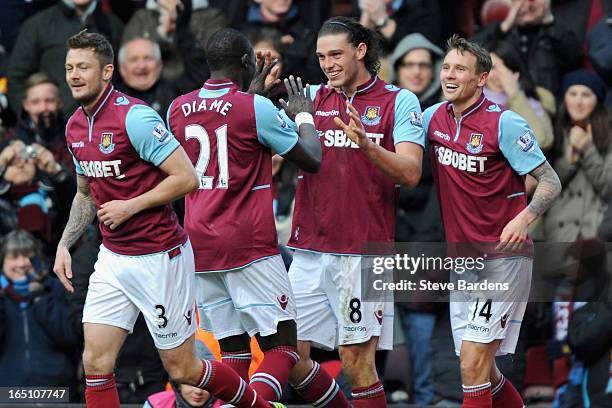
left=527, top=161, right=561, bottom=217
left=58, top=176, right=96, bottom=249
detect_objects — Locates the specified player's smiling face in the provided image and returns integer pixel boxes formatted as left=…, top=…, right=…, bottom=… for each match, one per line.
left=440, top=49, right=488, bottom=109
left=65, top=48, right=113, bottom=108
left=316, top=33, right=366, bottom=91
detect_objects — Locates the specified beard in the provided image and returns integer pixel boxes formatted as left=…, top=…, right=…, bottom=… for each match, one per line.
left=72, top=82, right=104, bottom=107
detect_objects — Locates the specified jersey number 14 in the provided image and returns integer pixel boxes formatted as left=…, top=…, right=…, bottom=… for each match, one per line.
left=185, top=124, right=229, bottom=189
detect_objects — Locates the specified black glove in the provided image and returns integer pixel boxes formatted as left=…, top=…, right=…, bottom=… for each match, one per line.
left=36, top=111, right=63, bottom=143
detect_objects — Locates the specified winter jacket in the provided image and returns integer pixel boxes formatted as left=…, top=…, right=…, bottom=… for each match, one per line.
left=567, top=302, right=612, bottom=408
left=389, top=33, right=443, bottom=110
left=7, top=1, right=123, bottom=115
left=544, top=140, right=612, bottom=242
left=122, top=0, right=222, bottom=83
left=471, top=20, right=582, bottom=95
left=0, top=273, right=78, bottom=387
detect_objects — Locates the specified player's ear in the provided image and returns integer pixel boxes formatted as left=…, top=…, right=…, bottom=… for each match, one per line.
left=241, top=54, right=251, bottom=69
left=478, top=71, right=489, bottom=88
left=355, top=42, right=367, bottom=62
left=102, top=63, right=114, bottom=82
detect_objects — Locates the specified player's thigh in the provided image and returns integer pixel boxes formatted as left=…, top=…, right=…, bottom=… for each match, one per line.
left=82, top=249, right=140, bottom=333
left=288, top=250, right=337, bottom=350
left=225, top=254, right=296, bottom=338
left=113, top=242, right=197, bottom=350
left=328, top=255, right=394, bottom=350
left=157, top=334, right=201, bottom=384
left=196, top=271, right=245, bottom=340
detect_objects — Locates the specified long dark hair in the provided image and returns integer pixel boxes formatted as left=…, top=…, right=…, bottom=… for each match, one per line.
left=489, top=40, right=538, bottom=101
left=555, top=97, right=611, bottom=156
left=318, top=16, right=382, bottom=76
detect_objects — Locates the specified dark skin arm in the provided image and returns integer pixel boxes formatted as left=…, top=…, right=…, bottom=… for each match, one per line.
left=278, top=76, right=322, bottom=173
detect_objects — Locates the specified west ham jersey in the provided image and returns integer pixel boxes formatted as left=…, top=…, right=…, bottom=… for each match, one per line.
left=288, top=76, right=425, bottom=254
left=423, top=94, right=546, bottom=253
left=168, top=78, right=299, bottom=272
left=65, top=84, right=187, bottom=256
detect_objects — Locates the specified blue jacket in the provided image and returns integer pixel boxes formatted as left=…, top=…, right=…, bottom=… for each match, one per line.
left=0, top=274, right=78, bottom=387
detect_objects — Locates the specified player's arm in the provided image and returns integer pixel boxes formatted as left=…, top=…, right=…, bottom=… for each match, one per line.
left=54, top=174, right=96, bottom=292
left=497, top=111, right=561, bottom=251
left=97, top=105, right=198, bottom=230
left=278, top=76, right=321, bottom=173
left=335, top=103, right=423, bottom=187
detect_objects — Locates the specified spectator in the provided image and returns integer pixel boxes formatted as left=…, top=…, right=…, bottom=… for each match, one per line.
left=7, top=73, right=76, bottom=173
left=116, top=36, right=208, bottom=116
left=567, top=302, right=612, bottom=408
left=143, top=340, right=217, bottom=408
left=7, top=0, right=123, bottom=115
left=483, top=41, right=555, bottom=152
left=390, top=33, right=443, bottom=110
left=0, top=230, right=78, bottom=390
left=0, top=140, right=73, bottom=248
left=472, top=0, right=582, bottom=95
left=122, top=0, right=224, bottom=83
left=351, top=0, right=441, bottom=53
left=544, top=69, right=612, bottom=242
left=239, top=0, right=324, bottom=84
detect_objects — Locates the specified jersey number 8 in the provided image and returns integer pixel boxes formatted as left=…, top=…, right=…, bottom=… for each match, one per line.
left=185, top=124, right=229, bottom=189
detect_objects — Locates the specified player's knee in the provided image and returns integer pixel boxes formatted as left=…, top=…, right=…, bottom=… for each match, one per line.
left=164, top=360, right=195, bottom=385
left=338, top=344, right=374, bottom=376
left=460, top=353, right=491, bottom=384
left=82, top=348, right=115, bottom=375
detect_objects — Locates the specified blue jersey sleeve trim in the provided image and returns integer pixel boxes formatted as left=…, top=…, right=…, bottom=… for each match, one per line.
left=126, top=104, right=181, bottom=166
left=254, top=94, right=299, bottom=155
left=393, top=89, right=425, bottom=147
left=165, top=99, right=174, bottom=130
left=66, top=125, right=84, bottom=175
left=498, top=110, right=547, bottom=176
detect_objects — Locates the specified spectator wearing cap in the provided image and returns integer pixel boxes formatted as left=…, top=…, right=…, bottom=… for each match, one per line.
left=544, top=69, right=612, bottom=242
left=0, top=230, right=78, bottom=390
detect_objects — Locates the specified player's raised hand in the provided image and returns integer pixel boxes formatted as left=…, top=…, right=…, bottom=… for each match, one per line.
left=247, top=49, right=280, bottom=97
left=97, top=200, right=137, bottom=230
left=279, top=75, right=313, bottom=120
left=496, top=213, right=529, bottom=253
left=53, top=245, right=74, bottom=293
left=334, top=103, right=369, bottom=148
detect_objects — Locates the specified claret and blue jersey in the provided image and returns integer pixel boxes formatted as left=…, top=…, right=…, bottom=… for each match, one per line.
left=168, top=78, right=300, bottom=273
left=288, top=76, right=426, bottom=255
left=65, top=84, right=187, bottom=256
left=422, top=93, right=546, bottom=246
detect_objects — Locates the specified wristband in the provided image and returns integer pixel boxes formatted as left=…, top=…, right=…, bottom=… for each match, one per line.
left=295, top=112, right=314, bottom=128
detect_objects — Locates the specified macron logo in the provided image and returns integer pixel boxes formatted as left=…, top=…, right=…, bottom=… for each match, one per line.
left=315, top=110, right=339, bottom=117
left=71, top=141, right=84, bottom=148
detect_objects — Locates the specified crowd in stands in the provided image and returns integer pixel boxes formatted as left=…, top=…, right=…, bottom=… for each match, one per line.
left=0, top=0, right=610, bottom=406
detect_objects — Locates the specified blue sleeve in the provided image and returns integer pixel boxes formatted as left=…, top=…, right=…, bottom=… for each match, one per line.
left=393, top=89, right=425, bottom=147
left=498, top=110, right=546, bottom=176
left=66, top=131, right=84, bottom=175
left=125, top=104, right=180, bottom=166
left=254, top=94, right=299, bottom=155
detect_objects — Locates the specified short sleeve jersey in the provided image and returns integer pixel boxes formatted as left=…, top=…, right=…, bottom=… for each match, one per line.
left=167, top=79, right=299, bottom=272
left=65, top=85, right=187, bottom=256
left=288, top=77, right=425, bottom=254
left=423, top=94, right=546, bottom=251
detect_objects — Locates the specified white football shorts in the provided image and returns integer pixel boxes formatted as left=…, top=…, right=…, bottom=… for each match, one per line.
left=82, top=240, right=196, bottom=350
left=196, top=254, right=296, bottom=340
left=450, top=256, right=532, bottom=356
left=288, top=250, right=394, bottom=350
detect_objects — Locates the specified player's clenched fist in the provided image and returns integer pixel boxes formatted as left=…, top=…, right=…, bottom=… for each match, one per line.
left=97, top=199, right=137, bottom=230
left=53, top=245, right=74, bottom=293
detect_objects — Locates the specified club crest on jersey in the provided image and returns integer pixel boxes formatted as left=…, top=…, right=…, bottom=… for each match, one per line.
left=466, top=133, right=484, bottom=154
left=517, top=130, right=535, bottom=152
left=99, top=132, right=115, bottom=154
left=361, top=106, right=381, bottom=126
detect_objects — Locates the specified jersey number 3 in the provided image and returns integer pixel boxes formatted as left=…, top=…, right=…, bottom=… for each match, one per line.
left=185, top=124, right=229, bottom=189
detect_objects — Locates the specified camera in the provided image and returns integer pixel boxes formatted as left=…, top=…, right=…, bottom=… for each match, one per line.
left=20, top=145, right=37, bottom=160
